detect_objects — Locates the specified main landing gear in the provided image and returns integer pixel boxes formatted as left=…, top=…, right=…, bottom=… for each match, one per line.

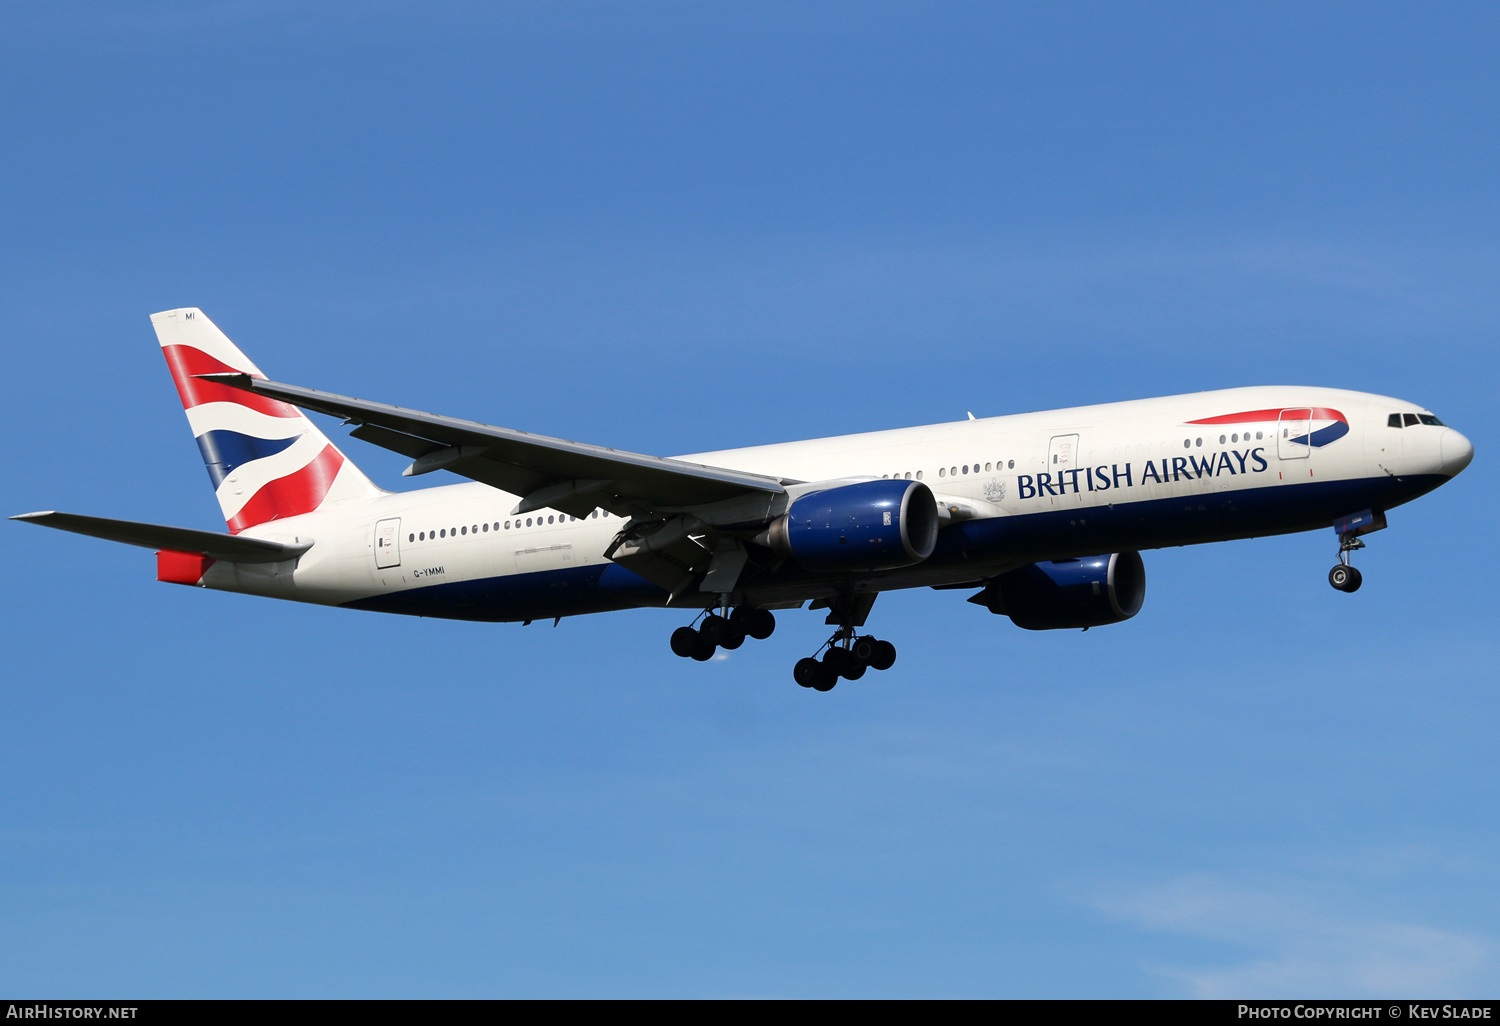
left=793, top=630, right=897, bottom=692
left=1329, top=534, right=1365, bottom=593
left=669, top=606, right=777, bottom=661
left=668, top=592, right=898, bottom=693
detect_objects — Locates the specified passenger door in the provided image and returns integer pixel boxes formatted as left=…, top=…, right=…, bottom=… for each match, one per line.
left=1277, top=409, right=1312, bottom=461
left=374, top=517, right=402, bottom=569
left=1048, top=433, right=1082, bottom=503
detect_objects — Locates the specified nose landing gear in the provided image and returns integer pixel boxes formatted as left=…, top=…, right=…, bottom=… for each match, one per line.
left=1328, top=509, right=1386, bottom=593
left=1329, top=561, right=1363, bottom=593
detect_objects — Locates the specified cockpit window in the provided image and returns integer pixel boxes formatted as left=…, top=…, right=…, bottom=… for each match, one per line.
left=1418, top=414, right=1445, bottom=426
left=1388, top=413, right=1403, bottom=428
left=1404, top=413, right=1420, bottom=427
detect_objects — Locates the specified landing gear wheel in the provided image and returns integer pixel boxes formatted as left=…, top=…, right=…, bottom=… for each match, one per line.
left=821, top=648, right=865, bottom=681
left=812, top=674, right=837, bottom=692
left=719, top=628, right=746, bottom=651
left=822, top=648, right=851, bottom=679
left=869, top=640, right=897, bottom=671
left=851, top=636, right=877, bottom=663
left=700, top=614, right=732, bottom=646
left=670, top=626, right=699, bottom=658
left=1329, top=565, right=1362, bottom=592
left=794, top=657, right=829, bottom=689
left=734, top=608, right=777, bottom=640
left=690, top=639, right=716, bottom=661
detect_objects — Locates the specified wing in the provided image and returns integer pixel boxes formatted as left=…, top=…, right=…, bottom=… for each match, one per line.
left=11, top=511, right=311, bottom=563
left=197, top=374, right=787, bottom=521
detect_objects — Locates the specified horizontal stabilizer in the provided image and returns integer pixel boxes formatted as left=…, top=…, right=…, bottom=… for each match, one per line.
left=11, top=511, right=311, bottom=563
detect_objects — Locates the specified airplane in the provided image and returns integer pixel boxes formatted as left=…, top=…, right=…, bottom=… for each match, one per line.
left=13, top=309, right=1474, bottom=692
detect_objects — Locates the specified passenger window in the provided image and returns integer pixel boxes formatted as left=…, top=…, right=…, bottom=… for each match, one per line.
left=916, top=471, right=923, bottom=480
left=408, top=533, right=414, bottom=542
left=1219, top=434, right=1226, bottom=444
left=548, top=515, right=555, bottom=524
left=962, top=465, right=968, bottom=475
left=440, top=529, right=446, bottom=538
left=939, top=468, right=946, bottom=477
left=985, top=462, right=992, bottom=471
left=1404, top=413, right=1419, bottom=426
left=526, top=518, right=532, bottom=527
left=1388, top=414, right=1403, bottom=428
left=1007, top=460, right=1014, bottom=469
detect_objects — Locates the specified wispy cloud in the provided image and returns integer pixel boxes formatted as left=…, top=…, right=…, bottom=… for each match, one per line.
left=1093, top=874, right=1496, bottom=998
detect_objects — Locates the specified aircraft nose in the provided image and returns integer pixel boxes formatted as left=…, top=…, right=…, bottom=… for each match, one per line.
left=1440, top=428, right=1474, bottom=476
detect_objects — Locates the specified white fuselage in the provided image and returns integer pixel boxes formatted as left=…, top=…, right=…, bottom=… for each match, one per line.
left=199, top=386, right=1469, bottom=621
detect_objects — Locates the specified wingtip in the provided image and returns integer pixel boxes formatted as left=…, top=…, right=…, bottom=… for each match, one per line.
left=10, top=511, right=55, bottom=521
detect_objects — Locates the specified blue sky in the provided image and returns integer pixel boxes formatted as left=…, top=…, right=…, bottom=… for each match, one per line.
left=2, top=1, right=1497, bottom=997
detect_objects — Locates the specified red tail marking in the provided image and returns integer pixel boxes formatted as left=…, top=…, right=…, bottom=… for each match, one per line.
left=161, top=345, right=303, bottom=418
left=226, top=444, right=345, bottom=533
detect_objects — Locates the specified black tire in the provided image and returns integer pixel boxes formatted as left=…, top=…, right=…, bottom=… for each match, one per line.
left=750, top=609, right=774, bottom=642
left=842, top=659, right=867, bottom=681
left=690, top=638, right=716, bottom=661
left=1329, top=565, right=1354, bottom=591
left=700, top=614, right=731, bottom=646
left=736, top=608, right=776, bottom=640
left=852, top=636, right=877, bottom=663
left=794, top=657, right=823, bottom=688
left=869, top=640, right=897, bottom=671
left=822, top=648, right=851, bottom=679
left=719, top=628, right=746, bottom=650
left=1343, top=566, right=1363, bottom=592
left=812, top=673, right=837, bottom=692
left=670, top=626, right=699, bottom=658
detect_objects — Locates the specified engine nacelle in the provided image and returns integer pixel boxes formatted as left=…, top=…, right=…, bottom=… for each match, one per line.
left=974, top=551, right=1146, bottom=630
left=763, top=479, right=940, bottom=573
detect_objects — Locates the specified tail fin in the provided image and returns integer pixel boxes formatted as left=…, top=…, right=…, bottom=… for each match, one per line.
left=151, top=308, right=384, bottom=533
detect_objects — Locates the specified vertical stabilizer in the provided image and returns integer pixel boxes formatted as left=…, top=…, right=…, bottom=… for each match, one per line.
left=150, top=308, right=384, bottom=533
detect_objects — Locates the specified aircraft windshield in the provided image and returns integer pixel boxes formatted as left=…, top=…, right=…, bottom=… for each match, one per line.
left=1418, top=414, right=1445, bottom=426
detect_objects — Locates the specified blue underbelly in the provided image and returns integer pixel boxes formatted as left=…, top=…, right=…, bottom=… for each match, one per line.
left=341, top=474, right=1445, bottom=622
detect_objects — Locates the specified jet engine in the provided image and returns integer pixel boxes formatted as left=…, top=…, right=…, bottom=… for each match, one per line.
left=761, top=479, right=940, bottom=573
left=972, top=551, right=1146, bottom=630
